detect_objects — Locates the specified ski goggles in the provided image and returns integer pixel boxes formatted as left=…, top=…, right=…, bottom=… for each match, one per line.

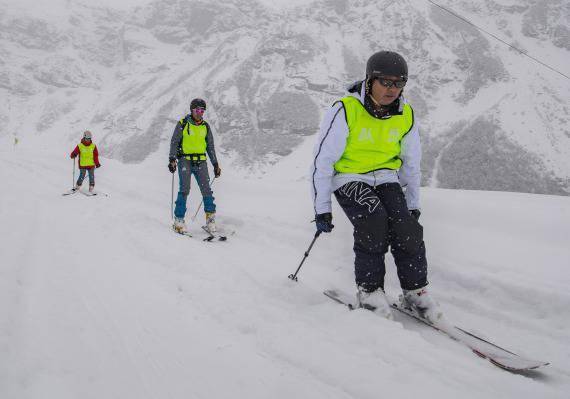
left=193, top=107, right=205, bottom=115
left=376, top=77, right=407, bottom=89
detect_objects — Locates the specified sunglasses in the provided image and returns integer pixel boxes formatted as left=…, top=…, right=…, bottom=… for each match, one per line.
left=376, top=77, right=407, bottom=89
left=193, top=108, right=205, bottom=114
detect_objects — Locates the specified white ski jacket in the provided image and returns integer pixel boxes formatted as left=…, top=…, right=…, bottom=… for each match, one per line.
left=310, top=82, right=422, bottom=215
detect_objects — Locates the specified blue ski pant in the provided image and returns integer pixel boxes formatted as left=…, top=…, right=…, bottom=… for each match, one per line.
left=174, top=159, right=216, bottom=219
left=334, top=182, right=428, bottom=292
left=77, top=168, right=95, bottom=187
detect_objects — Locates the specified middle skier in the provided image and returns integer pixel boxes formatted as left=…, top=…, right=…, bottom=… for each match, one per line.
left=169, top=98, right=222, bottom=234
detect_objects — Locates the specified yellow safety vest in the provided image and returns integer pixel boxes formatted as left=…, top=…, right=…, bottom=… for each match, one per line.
left=78, top=142, right=95, bottom=167
left=181, top=119, right=207, bottom=161
left=334, top=96, right=414, bottom=174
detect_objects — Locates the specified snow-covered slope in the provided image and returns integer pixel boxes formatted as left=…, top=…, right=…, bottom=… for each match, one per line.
left=1, top=0, right=569, bottom=195
left=1, top=135, right=569, bottom=398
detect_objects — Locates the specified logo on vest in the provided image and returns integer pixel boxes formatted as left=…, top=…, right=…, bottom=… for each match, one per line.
left=358, top=128, right=375, bottom=143
left=387, top=129, right=400, bottom=143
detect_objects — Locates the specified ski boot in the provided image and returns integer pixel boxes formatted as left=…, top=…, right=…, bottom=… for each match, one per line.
left=356, top=286, right=393, bottom=320
left=89, top=185, right=95, bottom=193
left=401, top=286, right=444, bottom=325
left=205, top=212, right=217, bottom=234
left=173, top=217, right=188, bottom=234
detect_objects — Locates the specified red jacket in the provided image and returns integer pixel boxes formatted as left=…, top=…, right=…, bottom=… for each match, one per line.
left=70, top=139, right=101, bottom=169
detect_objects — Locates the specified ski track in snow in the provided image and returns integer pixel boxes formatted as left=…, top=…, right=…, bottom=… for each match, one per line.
left=1, top=142, right=569, bottom=399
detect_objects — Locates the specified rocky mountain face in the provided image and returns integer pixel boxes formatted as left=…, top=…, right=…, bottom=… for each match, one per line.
left=1, top=0, right=569, bottom=194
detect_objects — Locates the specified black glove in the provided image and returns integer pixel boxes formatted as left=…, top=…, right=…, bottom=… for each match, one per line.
left=315, top=212, right=334, bottom=233
left=168, top=160, right=177, bottom=173
left=213, top=163, right=221, bottom=178
left=410, top=209, right=421, bottom=221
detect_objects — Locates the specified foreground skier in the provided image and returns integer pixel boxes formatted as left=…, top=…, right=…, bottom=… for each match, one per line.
left=169, top=98, right=221, bottom=234
left=311, top=51, right=443, bottom=323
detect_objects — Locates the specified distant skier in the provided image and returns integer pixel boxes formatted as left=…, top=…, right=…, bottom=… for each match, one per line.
left=169, top=98, right=221, bottom=234
left=311, top=51, right=443, bottom=323
left=70, top=131, right=101, bottom=193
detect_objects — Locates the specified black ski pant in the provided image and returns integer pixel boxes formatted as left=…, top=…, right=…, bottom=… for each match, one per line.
left=334, top=182, right=428, bottom=292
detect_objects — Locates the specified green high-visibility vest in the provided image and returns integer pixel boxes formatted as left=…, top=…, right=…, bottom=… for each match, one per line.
left=334, top=96, right=414, bottom=174
left=78, top=142, right=95, bottom=167
left=180, top=119, right=207, bottom=161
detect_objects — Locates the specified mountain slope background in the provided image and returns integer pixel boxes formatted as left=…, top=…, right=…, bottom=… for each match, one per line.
left=2, top=1, right=570, bottom=398
left=1, top=0, right=569, bottom=194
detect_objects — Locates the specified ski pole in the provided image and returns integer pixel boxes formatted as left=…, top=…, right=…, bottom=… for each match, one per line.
left=171, top=171, right=175, bottom=221
left=191, top=177, right=215, bottom=222
left=72, top=158, right=76, bottom=189
left=288, top=231, right=322, bottom=281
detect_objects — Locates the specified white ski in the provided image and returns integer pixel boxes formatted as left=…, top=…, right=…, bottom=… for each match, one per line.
left=323, top=288, right=549, bottom=372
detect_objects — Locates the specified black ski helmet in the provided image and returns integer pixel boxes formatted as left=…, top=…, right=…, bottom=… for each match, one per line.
left=366, top=51, right=408, bottom=81
left=190, top=98, right=207, bottom=110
